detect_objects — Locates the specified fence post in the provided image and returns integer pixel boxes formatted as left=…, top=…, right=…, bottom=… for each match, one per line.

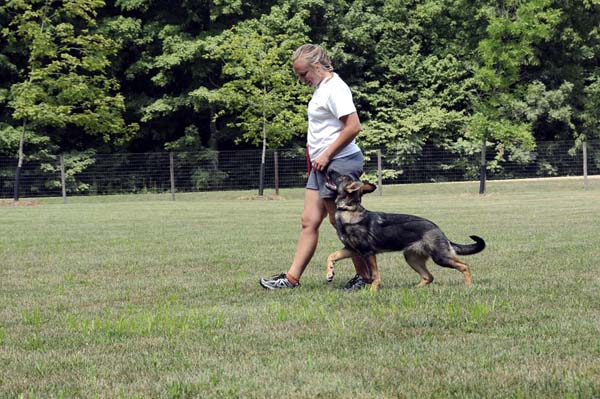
left=479, top=140, right=487, bottom=195
left=583, top=141, right=588, bottom=190
left=274, top=150, right=279, bottom=196
left=60, top=154, right=67, bottom=204
left=169, top=152, right=176, bottom=201
left=377, top=149, right=383, bottom=196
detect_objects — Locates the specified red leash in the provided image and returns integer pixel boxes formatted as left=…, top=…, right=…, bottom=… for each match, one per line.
left=305, top=145, right=312, bottom=174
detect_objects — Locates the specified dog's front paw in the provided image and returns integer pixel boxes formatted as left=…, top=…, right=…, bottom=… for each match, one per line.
left=326, top=269, right=335, bottom=283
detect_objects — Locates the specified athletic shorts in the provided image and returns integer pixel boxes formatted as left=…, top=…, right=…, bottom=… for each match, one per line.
left=306, top=151, right=364, bottom=199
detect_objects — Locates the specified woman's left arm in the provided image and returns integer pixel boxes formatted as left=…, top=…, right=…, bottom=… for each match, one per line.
left=311, top=112, right=362, bottom=172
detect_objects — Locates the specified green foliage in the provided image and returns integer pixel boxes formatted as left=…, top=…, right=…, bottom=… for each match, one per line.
left=0, top=123, right=56, bottom=160
left=1, top=0, right=598, bottom=171
left=191, top=168, right=229, bottom=191
left=206, top=9, right=311, bottom=149
left=580, top=75, right=600, bottom=141
left=1, top=0, right=136, bottom=153
left=469, top=0, right=562, bottom=166
left=533, top=0, right=600, bottom=145
left=475, top=1, right=561, bottom=92
left=41, top=150, right=97, bottom=193
left=0, top=124, right=22, bottom=156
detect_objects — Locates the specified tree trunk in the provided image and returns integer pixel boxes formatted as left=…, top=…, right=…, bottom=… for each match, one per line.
left=208, top=106, right=218, bottom=150
left=479, top=137, right=487, bottom=195
left=258, top=110, right=266, bottom=197
left=258, top=66, right=267, bottom=197
left=14, top=121, right=26, bottom=202
left=13, top=3, right=50, bottom=202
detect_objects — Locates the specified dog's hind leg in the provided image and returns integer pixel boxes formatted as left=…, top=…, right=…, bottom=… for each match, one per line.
left=404, top=250, right=434, bottom=287
left=431, top=253, right=472, bottom=287
left=453, top=257, right=472, bottom=287
left=326, top=248, right=355, bottom=282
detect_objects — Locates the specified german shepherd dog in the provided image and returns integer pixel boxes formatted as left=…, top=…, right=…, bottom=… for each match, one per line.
left=326, top=173, right=486, bottom=290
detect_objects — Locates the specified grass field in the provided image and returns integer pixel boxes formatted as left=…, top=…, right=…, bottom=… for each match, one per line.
left=1, top=178, right=599, bottom=398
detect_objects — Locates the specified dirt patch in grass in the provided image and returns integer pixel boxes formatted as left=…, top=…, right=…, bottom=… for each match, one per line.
left=459, top=193, right=495, bottom=199
left=237, top=194, right=285, bottom=201
left=0, top=199, right=41, bottom=207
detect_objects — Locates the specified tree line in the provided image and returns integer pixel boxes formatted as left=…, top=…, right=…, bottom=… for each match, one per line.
left=1, top=0, right=599, bottom=186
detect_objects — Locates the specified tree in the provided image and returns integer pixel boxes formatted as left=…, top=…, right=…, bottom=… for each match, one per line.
left=106, top=0, right=281, bottom=152
left=533, top=0, right=600, bottom=144
left=468, top=0, right=560, bottom=192
left=206, top=8, right=311, bottom=194
left=2, top=0, right=597, bottom=199
left=2, top=0, right=136, bottom=200
left=321, top=0, right=486, bottom=181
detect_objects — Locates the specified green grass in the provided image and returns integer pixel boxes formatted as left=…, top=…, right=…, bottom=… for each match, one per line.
left=1, top=178, right=599, bottom=398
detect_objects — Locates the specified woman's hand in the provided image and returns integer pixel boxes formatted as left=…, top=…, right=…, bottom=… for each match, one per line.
left=312, top=153, right=331, bottom=172
left=311, top=112, right=361, bottom=172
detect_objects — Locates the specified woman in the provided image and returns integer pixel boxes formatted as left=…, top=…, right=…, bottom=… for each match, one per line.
left=260, top=44, right=372, bottom=290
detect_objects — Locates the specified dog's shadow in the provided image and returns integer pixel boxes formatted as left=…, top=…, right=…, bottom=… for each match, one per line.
left=328, top=276, right=494, bottom=290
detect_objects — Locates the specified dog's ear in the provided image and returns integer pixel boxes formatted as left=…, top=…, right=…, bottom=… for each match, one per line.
left=361, top=182, right=377, bottom=195
left=346, top=181, right=363, bottom=193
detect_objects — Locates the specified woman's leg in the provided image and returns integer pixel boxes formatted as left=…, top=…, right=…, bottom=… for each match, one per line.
left=286, top=189, right=328, bottom=281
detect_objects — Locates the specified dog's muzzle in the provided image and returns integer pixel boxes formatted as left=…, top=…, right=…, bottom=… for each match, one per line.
left=325, top=170, right=341, bottom=191
left=325, top=178, right=337, bottom=191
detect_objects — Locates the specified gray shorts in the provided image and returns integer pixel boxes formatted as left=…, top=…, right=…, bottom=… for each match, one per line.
left=306, top=151, right=364, bottom=199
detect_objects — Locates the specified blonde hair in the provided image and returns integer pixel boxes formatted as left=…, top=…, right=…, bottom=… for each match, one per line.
left=292, top=44, right=334, bottom=72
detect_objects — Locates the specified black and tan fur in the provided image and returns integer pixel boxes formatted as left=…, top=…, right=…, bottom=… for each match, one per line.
left=326, top=174, right=486, bottom=290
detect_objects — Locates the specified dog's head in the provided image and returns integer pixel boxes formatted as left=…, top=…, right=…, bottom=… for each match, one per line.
left=326, top=172, right=377, bottom=208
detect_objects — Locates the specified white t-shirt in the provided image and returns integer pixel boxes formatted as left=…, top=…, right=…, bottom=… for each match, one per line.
left=306, top=73, right=361, bottom=161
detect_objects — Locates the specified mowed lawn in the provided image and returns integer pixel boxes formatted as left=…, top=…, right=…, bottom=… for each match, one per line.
left=1, top=178, right=599, bottom=398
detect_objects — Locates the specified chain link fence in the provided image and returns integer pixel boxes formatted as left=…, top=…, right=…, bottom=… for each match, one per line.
left=0, top=140, right=598, bottom=199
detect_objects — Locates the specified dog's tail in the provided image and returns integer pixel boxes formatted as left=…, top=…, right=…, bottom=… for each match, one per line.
left=451, top=235, right=486, bottom=255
